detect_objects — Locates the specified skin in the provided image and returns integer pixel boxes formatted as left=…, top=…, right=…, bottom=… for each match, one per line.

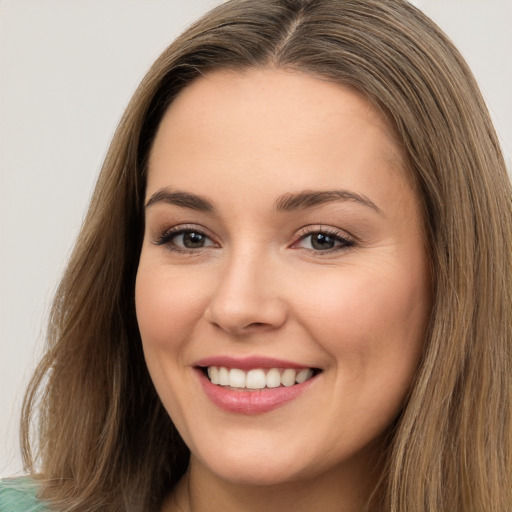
left=135, top=68, right=432, bottom=512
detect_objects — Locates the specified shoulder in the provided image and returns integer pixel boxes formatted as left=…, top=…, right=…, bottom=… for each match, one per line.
left=0, top=478, right=48, bottom=512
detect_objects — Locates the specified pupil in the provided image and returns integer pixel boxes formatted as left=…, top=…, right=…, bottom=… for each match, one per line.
left=311, top=233, right=334, bottom=250
left=183, top=232, right=205, bottom=248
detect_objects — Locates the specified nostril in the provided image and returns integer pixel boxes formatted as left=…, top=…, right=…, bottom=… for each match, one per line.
left=205, top=293, right=288, bottom=334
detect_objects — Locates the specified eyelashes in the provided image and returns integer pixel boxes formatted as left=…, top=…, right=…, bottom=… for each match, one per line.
left=152, top=225, right=218, bottom=252
left=152, top=224, right=356, bottom=255
left=293, top=227, right=355, bottom=252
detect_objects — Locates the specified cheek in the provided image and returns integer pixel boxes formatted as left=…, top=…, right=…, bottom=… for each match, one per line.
left=298, top=261, right=429, bottom=440
left=135, top=262, right=207, bottom=351
left=134, top=262, right=207, bottom=429
left=291, top=256, right=430, bottom=379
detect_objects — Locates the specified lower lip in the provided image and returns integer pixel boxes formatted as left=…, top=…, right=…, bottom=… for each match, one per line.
left=196, top=369, right=318, bottom=415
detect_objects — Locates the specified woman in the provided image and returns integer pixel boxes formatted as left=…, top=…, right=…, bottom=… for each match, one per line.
left=1, top=0, right=511, bottom=510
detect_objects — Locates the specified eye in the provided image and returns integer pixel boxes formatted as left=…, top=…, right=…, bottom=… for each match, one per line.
left=294, top=228, right=355, bottom=252
left=172, top=230, right=215, bottom=249
left=153, top=226, right=217, bottom=251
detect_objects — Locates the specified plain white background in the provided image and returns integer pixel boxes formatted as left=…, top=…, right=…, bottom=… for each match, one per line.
left=1, top=0, right=511, bottom=477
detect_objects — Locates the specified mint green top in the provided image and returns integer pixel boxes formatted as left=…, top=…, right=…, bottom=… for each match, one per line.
left=0, top=478, right=48, bottom=512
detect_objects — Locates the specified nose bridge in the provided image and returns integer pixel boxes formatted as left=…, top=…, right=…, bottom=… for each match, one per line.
left=205, top=241, right=286, bottom=334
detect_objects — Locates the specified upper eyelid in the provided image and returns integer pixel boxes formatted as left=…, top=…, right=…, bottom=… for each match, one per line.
left=160, top=223, right=214, bottom=237
left=152, top=224, right=218, bottom=246
left=294, top=225, right=355, bottom=240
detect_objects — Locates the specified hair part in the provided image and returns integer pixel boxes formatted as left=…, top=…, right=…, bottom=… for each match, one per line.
left=21, top=1, right=512, bottom=510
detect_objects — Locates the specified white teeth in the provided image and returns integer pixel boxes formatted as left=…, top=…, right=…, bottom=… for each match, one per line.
left=207, top=366, right=219, bottom=384
left=205, top=366, right=316, bottom=389
left=229, top=368, right=246, bottom=388
left=296, top=368, right=313, bottom=383
left=266, top=368, right=281, bottom=388
left=218, top=367, right=230, bottom=386
left=246, top=369, right=267, bottom=389
left=280, top=368, right=296, bottom=387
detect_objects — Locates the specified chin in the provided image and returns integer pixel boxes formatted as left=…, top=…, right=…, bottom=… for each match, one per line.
left=193, top=441, right=316, bottom=487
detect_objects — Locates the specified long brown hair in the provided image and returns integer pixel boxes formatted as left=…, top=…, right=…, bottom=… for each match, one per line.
left=21, top=0, right=512, bottom=510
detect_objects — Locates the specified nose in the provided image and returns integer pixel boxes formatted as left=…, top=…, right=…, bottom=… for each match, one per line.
left=204, top=249, right=288, bottom=336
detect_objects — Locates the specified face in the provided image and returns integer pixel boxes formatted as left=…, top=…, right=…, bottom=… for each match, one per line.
left=136, top=69, right=431, bottom=487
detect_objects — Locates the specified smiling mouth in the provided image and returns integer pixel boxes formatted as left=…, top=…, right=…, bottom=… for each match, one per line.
left=200, top=366, right=321, bottom=391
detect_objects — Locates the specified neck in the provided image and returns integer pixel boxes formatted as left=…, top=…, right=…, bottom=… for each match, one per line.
left=163, top=450, right=384, bottom=512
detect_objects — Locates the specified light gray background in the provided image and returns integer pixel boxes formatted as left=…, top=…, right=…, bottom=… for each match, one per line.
left=1, top=0, right=511, bottom=477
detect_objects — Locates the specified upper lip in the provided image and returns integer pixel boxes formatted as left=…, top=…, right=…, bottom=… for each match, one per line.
left=194, top=355, right=317, bottom=371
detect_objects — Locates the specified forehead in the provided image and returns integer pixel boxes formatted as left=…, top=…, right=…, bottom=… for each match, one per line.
left=146, top=68, right=413, bottom=215
left=149, top=68, right=403, bottom=165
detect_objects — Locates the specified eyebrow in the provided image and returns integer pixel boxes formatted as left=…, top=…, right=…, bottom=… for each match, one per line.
left=275, top=189, right=382, bottom=215
left=145, top=188, right=215, bottom=212
left=145, top=187, right=382, bottom=216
